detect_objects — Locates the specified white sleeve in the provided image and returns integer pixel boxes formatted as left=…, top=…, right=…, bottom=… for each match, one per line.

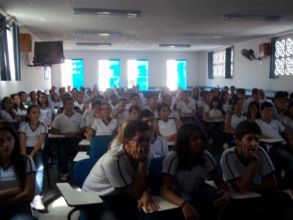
left=162, top=151, right=178, bottom=176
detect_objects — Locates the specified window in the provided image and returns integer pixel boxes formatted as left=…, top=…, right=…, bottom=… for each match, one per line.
left=127, top=59, right=148, bottom=90
left=167, top=59, right=187, bottom=90
left=98, top=59, right=120, bottom=91
left=271, top=36, right=293, bottom=77
left=0, top=17, right=20, bottom=81
left=208, top=47, right=233, bottom=79
left=61, top=59, right=84, bottom=89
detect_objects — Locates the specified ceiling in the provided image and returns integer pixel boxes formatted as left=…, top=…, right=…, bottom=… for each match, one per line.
left=1, top=0, right=293, bottom=51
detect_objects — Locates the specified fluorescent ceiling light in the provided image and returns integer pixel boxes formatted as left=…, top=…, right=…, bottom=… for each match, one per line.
left=159, top=44, right=191, bottom=48
left=182, top=34, right=223, bottom=39
left=73, top=8, right=141, bottom=17
left=224, top=14, right=281, bottom=22
left=76, top=42, right=112, bottom=46
left=75, top=31, right=121, bottom=38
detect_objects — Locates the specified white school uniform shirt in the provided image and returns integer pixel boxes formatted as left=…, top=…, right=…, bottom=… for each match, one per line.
left=255, top=119, right=286, bottom=142
left=162, top=150, right=217, bottom=193
left=230, top=113, right=246, bottom=129
left=176, top=99, right=196, bottom=115
left=82, top=144, right=136, bottom=196
left=52, top=111, right=85, bottom=133
left=149, top=135, right=169, bottom=159
left=0, top=155, right=35, bottom=190
left=85, top=112, right=99, bottom=127
left=158, top=118, right=177, bottom=145
left=208, top=108, right=223, bottom=118
left=282, top=116, right=293, bottom=133
left=220, top=147, right=275, bottom=192
left=40, top=106, right=53, bottom=126
left=91, top=118, right=118, bottom=136
left=19, top=121, right=48, bottom=149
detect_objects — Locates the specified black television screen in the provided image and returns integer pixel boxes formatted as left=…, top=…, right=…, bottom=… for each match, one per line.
left=33, top=41, right=64, bottom=65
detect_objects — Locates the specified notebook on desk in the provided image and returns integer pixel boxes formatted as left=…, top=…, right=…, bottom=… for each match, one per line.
left=142, top=196, right=178, bottom=213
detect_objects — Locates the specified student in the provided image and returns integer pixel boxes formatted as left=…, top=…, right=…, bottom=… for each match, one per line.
left=220, top=120, right=292, bottom=220
left=160, top=123, right=229, bottom=220
left=125, top=93, right=141, bottom=111
left=157, top=103, right=181, bottom=146
left=225, top=96, right=246, bottom=133
left=247, top=101, right=261, bottom=121
left=272, top=91, right=287, bottom=121
left=176, top=91, right=197, bottom=122
left=112, top=98, right=128, bottom=125
left=82, top=120, right=159, bottom=220
left=11, top=93, right=27, bottom=121
left=140, top=109, right=169, bottom=159
left=256, top=101, right=293, bottom=188
left=84, top=99, right=101, bottom=129
left=0, top=96, right=19, bottom=122
left=28, top=91, right=38, bottom=107
left=19, top=105, right=48, bottom=211
left=74, top=91, right=85, bottom=113
left=144, top=93, right=159, bottom=118
left=128, top=104, right=141, bottom=121
left=51, top=96, right=85, bottom=181
left=38, top=92, right=53, bottom=127
left=87, top=102, right=118, bottom=138
left=282, top=101, right=293, bottom=133
left=0, top=120, right=36, bottom=220
left=204, top=96, right=224, bottom=122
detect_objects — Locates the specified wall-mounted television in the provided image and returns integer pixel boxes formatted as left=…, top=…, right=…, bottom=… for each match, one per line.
left=33, top=41, right=64, bottom=65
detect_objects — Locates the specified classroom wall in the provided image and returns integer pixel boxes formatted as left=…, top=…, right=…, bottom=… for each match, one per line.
left=56, top=50, right=202, bottom=89
left=198, top=37, right=293, bottom=94
left=0, top=52, right=51, bottom=98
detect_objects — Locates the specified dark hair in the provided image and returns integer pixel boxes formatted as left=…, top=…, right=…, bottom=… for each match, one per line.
left=231, top=96, right=241, bottom=111
left=157, top=103, right=170, bottom=113
left=129, top=105, right=140, bottom=114
left=10, top=93, right=20, bottom=111
left=26, top=105, right=40, bottom=122
left=139, top=109, right=154, bottom=119
left=63, top=95, right=74, bottom=104
left=123, top=120, right=149, bottom=141
left=91, top=99, right=102, bottom=109
left=260, top=101, right=273, bottom=110
left=236, top=88, right=246, bottom=95
left=0, top=120, right=26, bottom=187
left=175, top=123, right=208, bottom=170
left=18, top=91, right=27, bottom=110
left=285, top=101, right=293, bottom=116
left=247, top=101, right=261, bottom=119
left=251, top=88, right=259, bottom=96
left=234, top=120, right=261, bottom=140
left=1, top=97, right=17, bottom=120
left=274, top=91, right=286, bottom=100
left=37, top=92, right=49, bottom=108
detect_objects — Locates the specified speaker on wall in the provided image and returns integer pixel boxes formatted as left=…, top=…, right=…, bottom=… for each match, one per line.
left=20, top=33, right=32, bottom=52
left=259, top=43, right=271, bottom=58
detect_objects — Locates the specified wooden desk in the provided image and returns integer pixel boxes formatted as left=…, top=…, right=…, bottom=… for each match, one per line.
left=73, top=152, right=89, bottom=162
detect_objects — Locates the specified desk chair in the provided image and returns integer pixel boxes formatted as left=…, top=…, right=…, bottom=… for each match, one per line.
left=89, top=135, right=114, bottom=159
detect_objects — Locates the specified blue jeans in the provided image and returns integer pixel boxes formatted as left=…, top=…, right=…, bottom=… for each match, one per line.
left=27, top=148, right=44, bottom=195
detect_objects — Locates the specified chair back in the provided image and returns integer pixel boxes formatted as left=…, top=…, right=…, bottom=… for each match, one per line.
left=72, top=158, right=96, bottom=188
left=147, top=156, right=165, bottom=195
left=89, top=135, right=114, bottom=159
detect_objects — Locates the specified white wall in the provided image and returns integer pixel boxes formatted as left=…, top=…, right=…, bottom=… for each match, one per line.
left=198, top=37, right=293, bottom=94
left=56, top=50, right=201, bottom=89
left=0, top=52, right=51, bottom=98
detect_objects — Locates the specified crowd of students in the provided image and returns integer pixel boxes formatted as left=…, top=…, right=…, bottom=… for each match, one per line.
left=0, top=84, right=293, bottom=220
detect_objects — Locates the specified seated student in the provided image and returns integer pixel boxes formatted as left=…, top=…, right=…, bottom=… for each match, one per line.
left=38, top=92, right=53, bottom=127
left=176, top=91, right=197, bottom=123
left=272, top=91, right=287, bottom=121
left=82, top=120, right=159, bottom=220
left=84, top=99, right=101, bottom=129
left=19, top=105, right=48, bottom=212
left=204, top=96, right=224, bottom=122
left=0, top=96, right=19, bottom=122
left=74, top=91, right=85, bottom=114
left=125, top=93, right=141, bottom=111
left=282, top=101, right=293, bottom=133
left=128, top=105, right=141, bottom=121
left=86, top=102, right=118, bottom=139
left=157, top=103, right=181, bottom=146
left=140, top=109, right=169, bottom=159
left=256, top=101, right=293, bottom=188
left=51, top=96, right=85, bottom=181
left=160, top=123, right=230, bottom=220
left=143, top=94, right=159, bottom=118
left=0, top=121, right=36, bottom=220
left=220, top=120, right=292, bottom=220
left=225, top=96, right=246, bottom=133
left=11, top=93, right=27, bottom=121
left=162, top=93, right=180, bottom=120
left=112, top=98, right=128, bottom=125
left=247, top=101, right=261, bottom=122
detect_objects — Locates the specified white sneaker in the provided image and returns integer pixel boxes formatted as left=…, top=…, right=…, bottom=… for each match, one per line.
left=31, top=195, right=46, bottom=212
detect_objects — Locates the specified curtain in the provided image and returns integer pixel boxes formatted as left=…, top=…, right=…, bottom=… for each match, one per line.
left=0, top=14, right=11, bottom=81
left=12, top=23, right=21, bottom=80
left=269, top=37, right=277, bottom=79
left=225, top=47, right=232, bottom=79
left=208, top=52, right=214, bottom=79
